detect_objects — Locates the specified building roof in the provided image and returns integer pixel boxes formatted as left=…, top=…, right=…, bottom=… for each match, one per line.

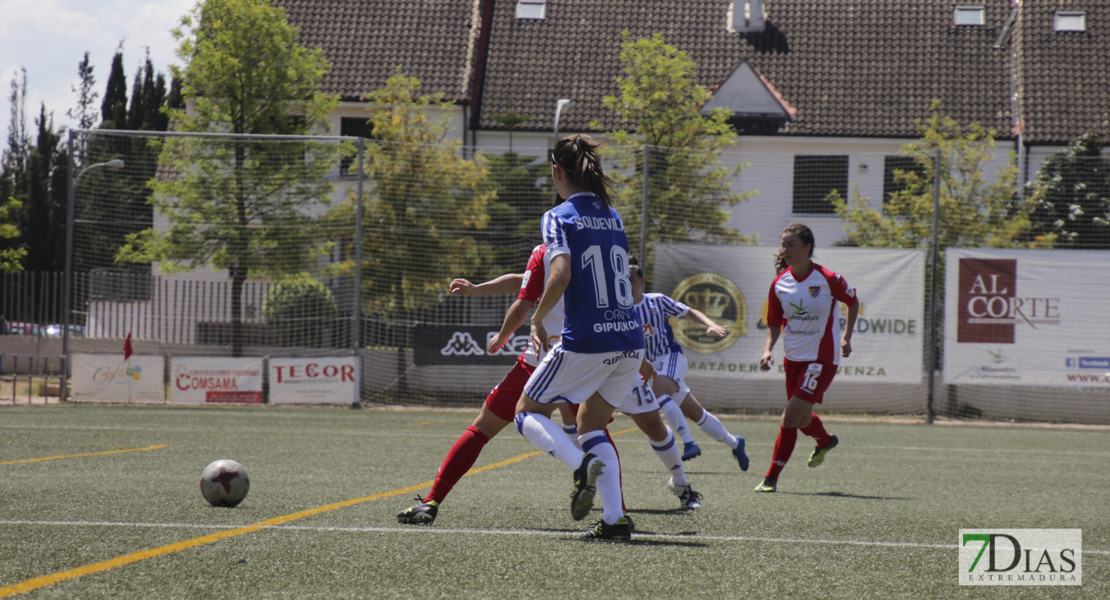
left=1015, top=1, right=1110, bottom=144
left=274, top=0, right=479, bottom=103
left=275, top=0, right=1110, bottom=145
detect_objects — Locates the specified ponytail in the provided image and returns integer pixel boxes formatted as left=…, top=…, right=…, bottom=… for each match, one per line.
left=552, top=134, right=614, bottom=207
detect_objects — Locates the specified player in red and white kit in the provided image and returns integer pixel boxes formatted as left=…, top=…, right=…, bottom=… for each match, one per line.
left=397, top=243, right=628, bottom=524
left=396, top=243, right=580, bottom=524
left=755, top=223, right=860, bottom=493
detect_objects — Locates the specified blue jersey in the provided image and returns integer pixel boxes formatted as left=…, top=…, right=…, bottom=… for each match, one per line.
left=541, top=192, right=643, bottom=353
left=634, top=292, right=689, bottom=361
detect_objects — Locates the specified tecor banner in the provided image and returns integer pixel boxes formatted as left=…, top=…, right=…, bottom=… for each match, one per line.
left=269, top=356, right=359, bottom=405
left=654, top=244, right=925, bottom=383
left=944, top=248, right=1110, bottom=387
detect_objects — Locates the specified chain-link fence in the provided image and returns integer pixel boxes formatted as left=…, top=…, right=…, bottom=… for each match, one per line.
left=5, top=128, right=1107, bottom=422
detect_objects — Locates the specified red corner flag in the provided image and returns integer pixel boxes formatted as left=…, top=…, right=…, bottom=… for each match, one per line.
left=123, top=332, right=133, bottom=360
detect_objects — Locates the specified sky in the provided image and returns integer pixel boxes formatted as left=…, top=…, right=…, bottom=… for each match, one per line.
left=0, top=0, right=194, bottom=146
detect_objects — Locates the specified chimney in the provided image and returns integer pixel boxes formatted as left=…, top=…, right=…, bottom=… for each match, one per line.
left=730, top=0, right=766, bottom=34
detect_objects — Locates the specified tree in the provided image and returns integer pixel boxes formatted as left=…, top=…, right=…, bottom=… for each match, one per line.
left=336, top=69, right=492, bottom=317
left=488, top=100, right=532, bottom=151
left=118, top=0, right=340, bottom=356
left=21, top=105, right=67, bottom=272
left=831, top=102, right=1050, bottom=250
left=68, top=52, right=99, bottom=131
left=0, top=196, right=26, bottom=271
left=471, top=150, right=554, bottom=281
left=1024, top=132, right=1110, bottom=249
left=263, top=273, right=339, bottom=347
left=596, top=33, right=756, bottom=265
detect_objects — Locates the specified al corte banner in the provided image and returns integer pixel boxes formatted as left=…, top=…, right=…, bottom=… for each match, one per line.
left=654, top=244, right=925, bottom=383
left=944, top=248, right=1110, bottom=387
left=170, top=357, right=263, bottom=403
left=71, top=353, right=165, bottom=403
left=269, top=356, right=359, bottom=405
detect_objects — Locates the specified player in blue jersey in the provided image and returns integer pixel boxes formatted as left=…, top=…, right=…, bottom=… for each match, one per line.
left=628, top=257, right=750, bottom=471
left=514, top=135, right=697, bottom=541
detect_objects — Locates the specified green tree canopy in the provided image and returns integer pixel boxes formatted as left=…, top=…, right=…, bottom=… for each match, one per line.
left=333, top=69, right=492, bottom=315
left=118, top=0, right=341, bottom=355
left=596, top=32, right=755, bottom=264
left=832, top=102, right=1051, bottom=250
left=1024, top=132, right=1110, bottom=249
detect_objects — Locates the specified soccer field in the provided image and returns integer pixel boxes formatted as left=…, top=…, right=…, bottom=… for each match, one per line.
left=1, top=403, right=1107, bottom=599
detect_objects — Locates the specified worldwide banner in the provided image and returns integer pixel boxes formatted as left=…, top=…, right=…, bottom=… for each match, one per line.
left=943, top=248, right=1110, bottom=387
left=654, top=244, right=925, bottom=383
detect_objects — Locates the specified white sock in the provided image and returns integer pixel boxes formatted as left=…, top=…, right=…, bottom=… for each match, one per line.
left=696, top=410, right=739, bottom=448
left=515, top=412, right=583, bottom=470
left=580, top=430, right=623, bottom=525
left=562, top=422, right=584, bottom=451
left=659, top=395, right=695, bottom=445
left=650, top=427, right=687, bottom=486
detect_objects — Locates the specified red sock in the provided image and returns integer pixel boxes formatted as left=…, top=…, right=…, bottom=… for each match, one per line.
left=766, top=426, right=798, bottom=480
left=603, top=428, right=628, bottom=513
left=427, top=426, right=489, bottom=504
left=800, top=413, right=831, bottom=448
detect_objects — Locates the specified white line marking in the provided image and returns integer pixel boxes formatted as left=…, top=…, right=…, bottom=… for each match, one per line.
left=2, top=519, right=1106, bottom=555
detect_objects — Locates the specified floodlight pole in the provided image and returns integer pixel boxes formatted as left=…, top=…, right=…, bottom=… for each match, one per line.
left=61, top=136, right=125, bottom=400
left=553, top=99, right=571, bottom=144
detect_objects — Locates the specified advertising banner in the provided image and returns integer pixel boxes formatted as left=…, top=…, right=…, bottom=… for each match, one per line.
left=71, top=353, right=165, bottom=403
left=169, top=357, right=263, bottom=403
left=413, top=324, right=527, bottom=366
left=654, top=244, right=925, bottom=383
left=269, top=356, right=359, bottom=405
left=943, top=248, right=1110, bottom=387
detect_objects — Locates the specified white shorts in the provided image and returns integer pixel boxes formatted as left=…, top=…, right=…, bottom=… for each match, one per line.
left=523, top=346, right=658, bottom=415
left=653, top=351, right=691, bottom=403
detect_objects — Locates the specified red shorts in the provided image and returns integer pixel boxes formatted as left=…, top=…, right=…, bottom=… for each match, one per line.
left=784, top=359, right=837, bottom=405
left=485, top=355, right=536, bottom=421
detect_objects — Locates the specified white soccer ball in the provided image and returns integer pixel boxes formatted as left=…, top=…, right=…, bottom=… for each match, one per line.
left=200, top=459, right=250, bottom=507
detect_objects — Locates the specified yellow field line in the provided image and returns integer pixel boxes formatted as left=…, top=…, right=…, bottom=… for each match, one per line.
left=0, top=425, right=639, bottom=597
left=0, top=444, right=171, bottom=466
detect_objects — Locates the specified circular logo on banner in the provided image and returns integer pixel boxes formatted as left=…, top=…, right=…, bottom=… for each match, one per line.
left=670, top=273, right=746, bottom=353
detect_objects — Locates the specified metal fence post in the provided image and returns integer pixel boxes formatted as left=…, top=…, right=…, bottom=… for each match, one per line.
left=640, top=144, right=650, bottom=268
left=926, top=148, right=942, bottom=423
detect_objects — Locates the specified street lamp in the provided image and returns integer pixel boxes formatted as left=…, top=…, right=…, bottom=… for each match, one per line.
left=553, top=99, right=572, bottom=144
left=61, top=150, right=125, bottom=398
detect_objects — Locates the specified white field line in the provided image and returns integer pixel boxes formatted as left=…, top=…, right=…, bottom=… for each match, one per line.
left=2, top=519, right=1107, bottom=556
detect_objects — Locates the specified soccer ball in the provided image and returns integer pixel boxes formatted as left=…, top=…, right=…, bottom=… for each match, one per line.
left=200, top=459, right=250, bottom=507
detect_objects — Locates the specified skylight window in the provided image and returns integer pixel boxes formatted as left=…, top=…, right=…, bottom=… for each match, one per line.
left=954, top=6, right=985, bottom=26
left=516, top=0, right=546, bottom=20
left=1054, top=11, right=1086, bottom=32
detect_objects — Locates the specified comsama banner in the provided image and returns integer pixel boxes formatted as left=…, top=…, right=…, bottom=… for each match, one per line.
left=169, top=357, right=263, bottom=403
left=71, top=353, right=165, bottom=403
left=944, top=248, right=1110, bottom=387
left=654, top=244, right=924, bottom=383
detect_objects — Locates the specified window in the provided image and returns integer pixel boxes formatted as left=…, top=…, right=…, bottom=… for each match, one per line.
left=1054, top=11, right=1086, bottom=32
left=954, top=6, right=985, bottom=26
left=340, top=117, right=374, bottom=176
left=792, top=155, right=848, bottom=215
left=883, top=156, right=927, bottom=205
left=516, top=1, right=546, bottom=20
